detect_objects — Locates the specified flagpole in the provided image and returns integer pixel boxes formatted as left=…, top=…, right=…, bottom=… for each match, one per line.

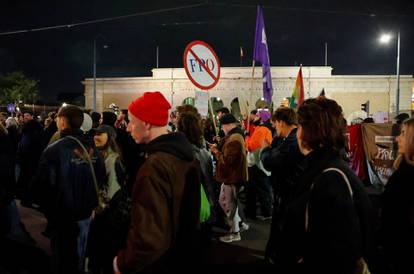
left=156, top=46, right=159, bottom=68
left=247, top=60, right=256, bottom=133
left=208, top=93, right=218, bottom=136
left=240, top=46, right=243, bottom=67
left=238, top=45, right=249, bottom=131
left=307, top=65, right=311, bottom=98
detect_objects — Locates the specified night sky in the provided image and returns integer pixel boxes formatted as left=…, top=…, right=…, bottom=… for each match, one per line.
left=1, top=0, right=413, bottom=103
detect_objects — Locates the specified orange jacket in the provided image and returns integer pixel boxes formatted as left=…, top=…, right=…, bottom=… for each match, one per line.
left=245, top=125, right=272, bottom=152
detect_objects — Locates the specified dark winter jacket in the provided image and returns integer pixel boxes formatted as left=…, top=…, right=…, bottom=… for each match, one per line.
left=31, top=128, right=107, bottom=223
left=192, top=142, right=215, bottom=205
left=16, top=120, right=45, bottom=194
left=261, top=128, right=302, bottom=196
left=260, top=128, right=303, bottom=260
left=16, top=119, right=45, bottom=166
left=274, top=148, right=375, bottom=274
left=117, top=132, right=201, bottom=274
left=115, top=128, right=146, bottom=189
left=0, top=131, right=15, bottom=208
left=5, top=124, right=19, bottom=154
left=381, top=159, right=414, bottom=274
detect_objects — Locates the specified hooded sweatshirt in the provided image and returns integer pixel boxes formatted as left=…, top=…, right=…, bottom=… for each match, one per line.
left=117, top=132, right=201, bottom=273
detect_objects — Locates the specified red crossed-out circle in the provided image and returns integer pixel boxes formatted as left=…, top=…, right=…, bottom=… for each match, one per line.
left=183, top=40, right=221, bottom=90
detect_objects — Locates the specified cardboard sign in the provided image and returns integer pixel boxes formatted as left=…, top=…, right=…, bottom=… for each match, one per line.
left=195, top=90, right=209, bottom=117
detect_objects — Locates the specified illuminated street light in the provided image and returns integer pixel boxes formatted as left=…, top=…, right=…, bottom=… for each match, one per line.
left=379, top=33, right=392, bottom=44
left=379, top=31, right=401, bottom=115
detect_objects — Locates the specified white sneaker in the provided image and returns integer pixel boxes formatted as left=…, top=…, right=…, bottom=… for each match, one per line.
left=240, top=222, right=250, bottom=232
left=219, top=232, right=241, bottom=243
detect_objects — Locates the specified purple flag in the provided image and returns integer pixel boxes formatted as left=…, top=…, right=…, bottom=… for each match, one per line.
left=253, top=6, right=273, bottom=104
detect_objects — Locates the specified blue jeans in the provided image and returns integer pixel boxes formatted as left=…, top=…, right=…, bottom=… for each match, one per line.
left=0, top=200, right=25, bottom=238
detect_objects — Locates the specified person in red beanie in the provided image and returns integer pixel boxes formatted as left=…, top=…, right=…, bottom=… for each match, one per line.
left=113, top=91, right=202, bottom=274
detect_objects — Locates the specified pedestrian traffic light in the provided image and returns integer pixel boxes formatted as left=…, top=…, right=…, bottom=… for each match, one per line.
left=361, top=101, right=370, bottom=114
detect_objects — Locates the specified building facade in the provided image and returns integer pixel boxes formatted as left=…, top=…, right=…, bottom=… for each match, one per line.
left=83, top=66, right=413, bottom=122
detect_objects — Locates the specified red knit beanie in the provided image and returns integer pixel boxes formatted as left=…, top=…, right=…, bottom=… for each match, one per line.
left=128, top=92, right=171, bottom=126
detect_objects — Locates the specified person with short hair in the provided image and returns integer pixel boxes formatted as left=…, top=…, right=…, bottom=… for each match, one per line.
left=242, top=109, right=258, bottom=136
left=16, top=110, right=45, bottom=204
left=90, top=112, right=101, bottom=129
left=394, top=112, right=409, bottom=125
left=381, top=117, right=414, bottom=274
left=31, top=105, right=106, bottom=274
left=0, top=123, right=15, bottom=236
left=216, top=107, right=230, bottom=118
left=209, top=113, right=248, bottom=242
left=101, top=111, right=117, bottom=128
left=113, top=92, right=201, bottom=273
left=214, top=107, right=231, bottom=142
left=23, top=111, right=34, bottom=123
left=261, top=107, right=303, bottom=262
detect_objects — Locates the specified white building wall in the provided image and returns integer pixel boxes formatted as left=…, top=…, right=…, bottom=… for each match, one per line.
left=83, top=66, right=413, bottom=118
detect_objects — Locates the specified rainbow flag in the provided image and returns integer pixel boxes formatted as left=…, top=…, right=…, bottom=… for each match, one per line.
left=289, top=66, right=304, bottom=109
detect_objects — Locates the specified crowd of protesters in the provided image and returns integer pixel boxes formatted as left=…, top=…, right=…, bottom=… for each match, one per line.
left=0, top=91, right=413, bottom=274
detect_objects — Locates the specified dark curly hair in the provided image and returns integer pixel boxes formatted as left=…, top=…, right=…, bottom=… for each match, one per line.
left=272, top=107, right=297, bottom=125
left=176, top=108, right=203, bottom=148
left=176, top=104, right=198, bottom=115
left=297, top=97, right=346, bottom=151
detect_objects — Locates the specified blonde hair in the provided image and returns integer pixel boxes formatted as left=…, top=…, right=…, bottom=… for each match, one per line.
left=395, top=117, right=414, bottom=168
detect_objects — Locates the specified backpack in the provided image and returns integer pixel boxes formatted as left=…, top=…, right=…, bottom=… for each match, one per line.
left=199, top=183, right=211, bottom=223
left=57, top=136, right=101, bottom=221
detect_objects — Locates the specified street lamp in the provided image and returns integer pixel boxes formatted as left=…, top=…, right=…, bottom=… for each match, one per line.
left=379, top=31, right=400, bottom=115
left=93, top=36, right=108, bottom=112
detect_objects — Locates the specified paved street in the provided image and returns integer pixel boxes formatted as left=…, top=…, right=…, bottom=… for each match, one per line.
left=0, top=200, right=273, bottom=274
